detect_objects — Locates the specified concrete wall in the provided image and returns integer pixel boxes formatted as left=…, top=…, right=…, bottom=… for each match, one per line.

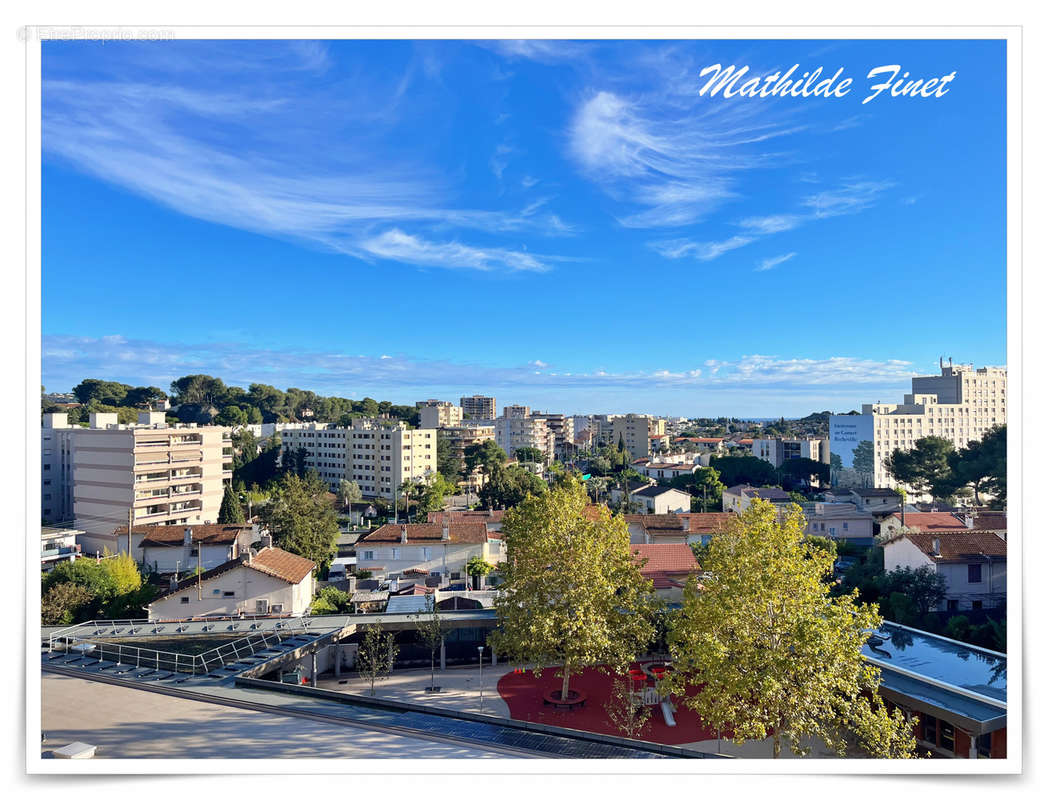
left=148, top=566, right=312, bottom=620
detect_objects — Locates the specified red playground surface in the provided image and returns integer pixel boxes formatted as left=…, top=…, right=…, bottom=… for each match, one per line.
left=496, top=664, right=721, bottom=745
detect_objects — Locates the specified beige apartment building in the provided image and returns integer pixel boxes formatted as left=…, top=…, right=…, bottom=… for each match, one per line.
left=41, top=411, right=231, bottom=538
left=612, top=414, right=667, bottom=460
left=280, top=417, right=436, bottom=501
left=416, top=399, right=463, bottom=429
left=829, top=361, right=1007, bottom=492
left=460, top=395, right=496, bottom=421
left=495, top=412, right=555, bottom=464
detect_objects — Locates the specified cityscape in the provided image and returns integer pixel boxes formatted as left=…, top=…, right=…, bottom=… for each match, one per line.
left=35, top=36, right=1010, bottom=769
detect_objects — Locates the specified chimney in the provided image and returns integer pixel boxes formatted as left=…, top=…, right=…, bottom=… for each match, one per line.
left=963, top=514, right=974, bottom=529
left=932, top=538, right=941, bottom=557
left=169, top=576, right=179, bottom=591
left=442, top=521, right=450, bottom=541
left=260, top=533, right=273, bottom=549
left=487, top=507, right=494, bottom=517
left=183, top=527, right=193, bottom=547
left=401, top=525, right=408, bottom=544
left=682, top=516, right=690, bottom=532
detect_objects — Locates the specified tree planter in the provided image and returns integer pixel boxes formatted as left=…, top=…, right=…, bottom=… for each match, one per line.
left=542, top=689, right=588, bottom=710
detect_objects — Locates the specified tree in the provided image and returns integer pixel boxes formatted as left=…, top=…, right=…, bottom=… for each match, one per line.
left=708, top=455, right=778, bottom=488
left=417, top=473, right=456, bottom=516
left=310, top=586, right=350, bottom=615
left=778, top=457, right=830, bottom=488
left=436, top=435, right=463, bottom=483
left=464, top=440, right=507, bottom=483
left=851, top=440, right=875, bottom=485
left=247, top=383, right=286, bottom=420
left=883, top=437, right=955, bottom=498
left=338, top=479, right=363, bottom=510
left=124, top=386, right=168, bottom=409
left=878, top=566, right=947, bottom=616
left=950, top=425, right=1006, bottom=506
left=665, top=499, right=916, bottom=758
left=357, top=623, right=398, bottom=695
left=259, top=472, right=338, bottom=574
left=489, top=482, right=656, bottom=702
left=478, top=462, right=546, bottom=509
left=215, top=405, right=248, bottom=427
left=465, top=555, right=494, bottom=589
left=218, top=484, right=246, bottom=524
left=72, top=379, right=131, bottom=407
left=603, top=674, right=653, bottom=739
left=170, top=374, right=226, bottom=407
left=515, top=446, right=545, bottom=464
left=98, top=551, right=143, bottom=597
left=413, top=600, right=447, bottom=692
left=41, top=583, right=95, bottom=625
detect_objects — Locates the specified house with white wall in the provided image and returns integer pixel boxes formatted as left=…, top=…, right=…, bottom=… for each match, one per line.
left=624, top=512, right=737, bottom=545
left=147, top=544, right=316, bottom=620
left=722, top=485, right=792, bottom=513
left=135, top=523, right=257, bottom=575
left=882, top=531, right=1006, bottom=611
left=355, top=520, right=505, bottom=584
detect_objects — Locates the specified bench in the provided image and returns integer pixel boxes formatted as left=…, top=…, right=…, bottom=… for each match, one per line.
left=542, top=690, right=588, bottom=710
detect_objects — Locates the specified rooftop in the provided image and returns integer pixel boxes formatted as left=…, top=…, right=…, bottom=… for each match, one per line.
left=888, top=511, right=1007, bottom=532
left=359, top=522, right=492, bottom=545
left=131, top=523, right=254, bottom=547
left=896, top=531, right=1007, bottom=562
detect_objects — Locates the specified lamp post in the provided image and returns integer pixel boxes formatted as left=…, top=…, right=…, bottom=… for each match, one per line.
left=477, top=645, right=485, bottom=711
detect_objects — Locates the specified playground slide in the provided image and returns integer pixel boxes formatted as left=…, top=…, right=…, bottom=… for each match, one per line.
left=660, top=700, right=676, bottom=727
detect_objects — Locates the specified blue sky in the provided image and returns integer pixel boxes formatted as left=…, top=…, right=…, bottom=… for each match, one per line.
left=41, top=38, right=1006, bottom=416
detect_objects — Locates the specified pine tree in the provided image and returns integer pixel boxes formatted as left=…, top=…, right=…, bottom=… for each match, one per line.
left=218, top=484, right=246, bottom=524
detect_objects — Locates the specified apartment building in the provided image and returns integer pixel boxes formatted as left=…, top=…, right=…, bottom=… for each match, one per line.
left=41, top=411, right=230, bottom=537
left=612, top=414, right=667, bottom=460
left=829, top=361, right=1007, bottom=491
left=416, top=399, right=463, bottom=429
left=460, top=395, right=496, bottom=421
left=752, top=437, right=829, bottom=467
left=495, top=412, right=555, bottom=464
left=530, top=412, right=572, bottom=459
left=279, top=417, right=436, bottom=501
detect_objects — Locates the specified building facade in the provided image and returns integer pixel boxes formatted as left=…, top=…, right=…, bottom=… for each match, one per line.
left=438, top=423, right=496, bottom=489
left=417, top=400, right=463, bottom=429
left=751, top=437, right=828, bottom=467
left=42, top=411, right=231, bottom=537
left=279, top=418, right=436, bottom=500
left=829, top=362, right=1006, bottom=491
left=495, top=413, right=555, bottom=464
left=611, top=414, right=667, bottom=460
left=460, top=395, right=496, bottom=421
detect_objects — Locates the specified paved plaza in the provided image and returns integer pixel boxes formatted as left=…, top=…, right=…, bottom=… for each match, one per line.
left=41, top=672, right=507, bottom=759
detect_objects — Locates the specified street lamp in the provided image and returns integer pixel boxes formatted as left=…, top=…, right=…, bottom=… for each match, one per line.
left=477, top=645, right=485, bottom=711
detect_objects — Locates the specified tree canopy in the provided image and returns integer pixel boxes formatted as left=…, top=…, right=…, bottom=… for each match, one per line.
left=489, top=481, right=656, bottom=700
left=259, top=471, right=338, bottom=574
left=708, top=455, right=778, bottom=488
left=665, top=499, right=916, bottom=758
left=883, top=436, right=956, bottom=499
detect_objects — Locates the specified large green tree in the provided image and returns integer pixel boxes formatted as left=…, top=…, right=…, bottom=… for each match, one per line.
left=478, top=462, right=546, bottom=509
left=949, top=425, right=1006, bottom=506
left=436, top=435, right=463, bottom=483
left=665, top=499, right=916, bottom=758
left=883, top=436, right=956, bottom=498
left=489, top=482, right=656, bottom=701
left=259, top=471, right=338, bottom=573
left=708, top=455, right=778, bottom=488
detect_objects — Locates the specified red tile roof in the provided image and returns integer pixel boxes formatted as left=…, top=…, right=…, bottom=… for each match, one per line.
left=359, top=522, right=491, bottom=545
left=631, top=544, right=700, bottom=588
left=151, top=546, right=314, bottom=601
left=888, top=512, right=1007, bottom=532
left=127, top=524, right=254, bottom=547
left=624, top=512, right=736, bottom=537
left=901, top=532, right=1007, bottom=562
left=249, top=547, right=316, bottom=584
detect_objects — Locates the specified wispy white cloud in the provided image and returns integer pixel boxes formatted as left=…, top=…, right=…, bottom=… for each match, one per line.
left=482, top=40, right=591, bottom=64
left=357, top=229, right=551, bottom=273
left=42, top=335, right=923, bottom=399
left=41, top=44, right=574, bottom=276
left=755, top=252, right=797, bottom=272
left=490, top=142, right=514, bottom=180
left=652, top=178, right=893, bottom=261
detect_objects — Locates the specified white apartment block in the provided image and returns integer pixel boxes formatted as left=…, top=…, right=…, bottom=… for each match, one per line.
left=530, top=412, right=572, bottom=459
left=460, top=395, right=496, bottom=421
left=417, top=399, right=463, bottom=429
left=280, top=417, right=436, bottom=500
left=495, top=414, right=555, bottom=464
left=751, top=437, right=829, bottom=467
left=829, top=362, right=1007, bottom=492
left=612, top=414, right=667, bottom=460
left=42, top=411, right=231, bottom=537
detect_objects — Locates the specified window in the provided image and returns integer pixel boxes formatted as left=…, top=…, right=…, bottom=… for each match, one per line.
left=223, top=591, right=235, bottom=597
left=968, top=563, right=983, bottom=583
left=977, top=733, right=992, bottom=758
left=391, top=547, right=400, bottom=560
left=921, top=715, right=937, bottom=744
left=947, top=599, right=959, bottom=611
left=362, top=551, right=374, bottom=561
left=971, top=600, right=983, bottom=610
left=939, top=722, right=954, bottom=752
left=180, top=597, right=190, bottom=604
left=422, top=547, right=432, bottom=560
